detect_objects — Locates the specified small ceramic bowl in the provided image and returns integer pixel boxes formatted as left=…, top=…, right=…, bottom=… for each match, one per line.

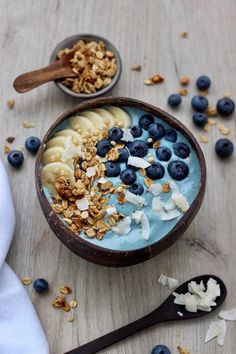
left=50, top=34, right=122, bottom=99
left=35, top=97, right=206, bottom=267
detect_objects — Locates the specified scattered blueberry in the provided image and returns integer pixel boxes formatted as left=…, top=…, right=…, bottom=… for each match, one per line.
left=192, top=112, right=208, bottom=127
left=25, top=136, right=41, bottom=153
left=129, top=140, right=148, bottom=158
left=217, top=97, right=235, bottom=116
left=105, top=161, right=121, bottom=177
left=146, top=163, right=165, bottom=180
left=165, top=129, right=177, bottom=143
left=168, top=94, right=182, bottom=108
left=191, top=95, right=209, bottom=112
left=196, top=75, right=211, bottom=90
left=173, top=142, right=190, bottom=159
left=96, top=139, right=111, bottom=157
left=168, top=160, right=189, bottom=180
left=108, top=127, right=123, bottom=142
left=130, top=125, right=143, bottom=138
left=7, top=150, right=24, bottom=168
left=215, top=138, right=234, bottom=158
left=33, top=278, right=49, bottom=294
left=139, top=114, right=154, bottom=130
left=129, top=183, right=144, bottom=195
left=148, top=123, right=165, bottom=140
left=151, top=344, right=171, bottom=354
left=156, top=147, right=172, bottom=161
left=120, top=168, right=137, bottom=185
left=117, top=148, right=129, bottom=163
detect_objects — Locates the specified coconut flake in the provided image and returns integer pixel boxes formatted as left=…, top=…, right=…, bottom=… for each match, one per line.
left=112, top=216, right=131, bottom=235
left=76, top=197, right=89, bottom=211
left=131, top=210, right=143, bottom=223
left=62, top=146, right=85, bottom=161
left=158, top=274, right=179, bottom=290
left=219, top=307, right=236, bottom=321
left=177, top=311, right=183, bottom=317
left=121, top=129, right=134, bottom=142
left=140, top=212, right=150, bottom=240
left=205, top=320, right=226, bottom=346
left=152, top=197, right=164, bottom=213
left=149, top=183, right=162, bottom=196
left=106, top=206, right=117, bottom=215
left=171, top=193, right=189, bottom=212
left=127, top=156, right=151, bottom=169
left=159, top=209, right=181, bottom=220
left=86, top=167, right=96, bottom=177
left=170, top=180, right=179, bottom=193
left=188, top=280, right=206, bottom=298
left=164, top=199, right=176, bottom=211
left=125, top=191, right=147, bottom=207
left=98, top=177, right=108, bottom=184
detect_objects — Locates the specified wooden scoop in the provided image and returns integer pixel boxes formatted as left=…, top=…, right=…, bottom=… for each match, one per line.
left=13, top=50, right=77, bottom=93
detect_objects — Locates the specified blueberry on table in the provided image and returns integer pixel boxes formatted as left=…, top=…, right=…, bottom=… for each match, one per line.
left=120, top=168, right=137, bottom=185
left=139, top=114, right=154, bottom=130
left=168, top=160, right=189, bottom=180
left=215, top=138, right=234, bottom=158
left=7, top=150, right=24, bottom=168
left=129, top=140, right=148, bottom=158
left=117, top=148, right=129, bottom=163
left=151, top=344, right=171, bottom=354
left=129, top=183, right=144, bottom=195
left=192, top=112, right=208, bottom=127
left=108, top=127, right=123, bottom=142
left=33, top=278, right=49, bottom=294
left=130, top=125, right=143, bottom=137
left=148, top=123, right=165, bottom=140
left=173, top=142, right=190, bottom=159
left=96, top=139, right=111, bottom=157
left=217, top=97, right=235, bottom=116
left=104, top=161, right=121, bottom=177
left=156, top=146, right=172, bottom=161
left=196, top=75, right=211, bottom=90
left=168, top=93, right=182, bottom=108
left=146, top=163, right=165, bottom=180
left=165, top=129, right=177, bottom=143
left=25, top=136, right=41, bottom=153
left=191, top=95, right=209, bottom=112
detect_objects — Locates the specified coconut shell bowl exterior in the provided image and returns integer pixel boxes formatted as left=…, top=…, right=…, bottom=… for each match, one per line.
left=35, top=97, right=206, bottom=267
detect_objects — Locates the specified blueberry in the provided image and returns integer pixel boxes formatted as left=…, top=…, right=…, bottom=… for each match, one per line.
left=25, top=136, right=41, bottom=153
left=173, top=142, right=190, bottom=159
left=146, top=163, right=165, bottom=180
left=148, top=123, right=165, bottom=140
left=168, top=160, right=189, bottom=180
left=129, top=140, right=148, bottom=158
left=151, top=344, right=171, bottom=354
left=120, top=168, right=137, bottom=185
left=117, top=148, right=129, bottom=163
left=104, top=161, right=121, bottom=177
left=192, top=112, right=208, bottom=127
left=129, top=183, right=144, bottom=195
left=156, top=147, right=172, bottom=161
left=108, top=127, right=123, bottom=142
left=7, top=150, right=24, bottom=168
left=217, top=98, right=235, bottom=116
left=96, top=139, right=111, bottom=157
left=139, top=114, right=154, bottom=130
left=168, top=93, right=182, bottom=108
left=191, top=95, right=209, bottom=112
left=215, top=138, right=234, bottom=158
left=33, top=278, right=49, bottom=294
left=130, top=125, right=143, bottom=137
left=165, top=129, right=177, bottom=143
left=196, top=75, right=211, bottom=90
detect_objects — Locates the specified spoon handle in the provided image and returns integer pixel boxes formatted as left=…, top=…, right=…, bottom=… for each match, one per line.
left=64, top=310, right=163, bottom=354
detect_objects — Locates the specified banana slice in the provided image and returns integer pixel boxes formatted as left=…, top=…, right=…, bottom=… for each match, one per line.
left=93, top=108, right=115, bottom=128
left=46, top=136, right=67, bottom=149
left=107, top=106, right=131, bottom=128
left=69, top=116, right=95, bottom=133
left=54, top=129, right=83, bottom=146
left=42, top=147, right=65, bottom=165
left=41, top=162, right=75, bottom=193
left=81, top=111, right=106, bottom=130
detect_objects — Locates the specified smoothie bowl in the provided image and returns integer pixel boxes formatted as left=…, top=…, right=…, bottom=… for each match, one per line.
left=35, top=97, right=206, bottom=267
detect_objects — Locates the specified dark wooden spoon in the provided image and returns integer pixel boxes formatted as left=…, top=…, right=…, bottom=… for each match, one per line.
left=13, top=50, right=77, bottom=93
left=64, top=275, right=226, bottom=354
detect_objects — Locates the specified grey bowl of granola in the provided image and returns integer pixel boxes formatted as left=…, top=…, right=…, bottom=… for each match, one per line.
left=50, top=34, right=122, bottom=99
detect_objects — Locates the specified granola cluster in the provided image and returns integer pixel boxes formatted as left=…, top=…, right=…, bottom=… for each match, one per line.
left=57, top=40, right=117, bottom=94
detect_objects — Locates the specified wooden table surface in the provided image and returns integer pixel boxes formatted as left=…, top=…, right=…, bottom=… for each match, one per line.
left=1, top=0, right=236, bottom=353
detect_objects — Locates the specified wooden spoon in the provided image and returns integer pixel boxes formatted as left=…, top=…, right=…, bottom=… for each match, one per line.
left=13, top=50, right=77, bottom=93
left=64, top=275, right=227, bottom=354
